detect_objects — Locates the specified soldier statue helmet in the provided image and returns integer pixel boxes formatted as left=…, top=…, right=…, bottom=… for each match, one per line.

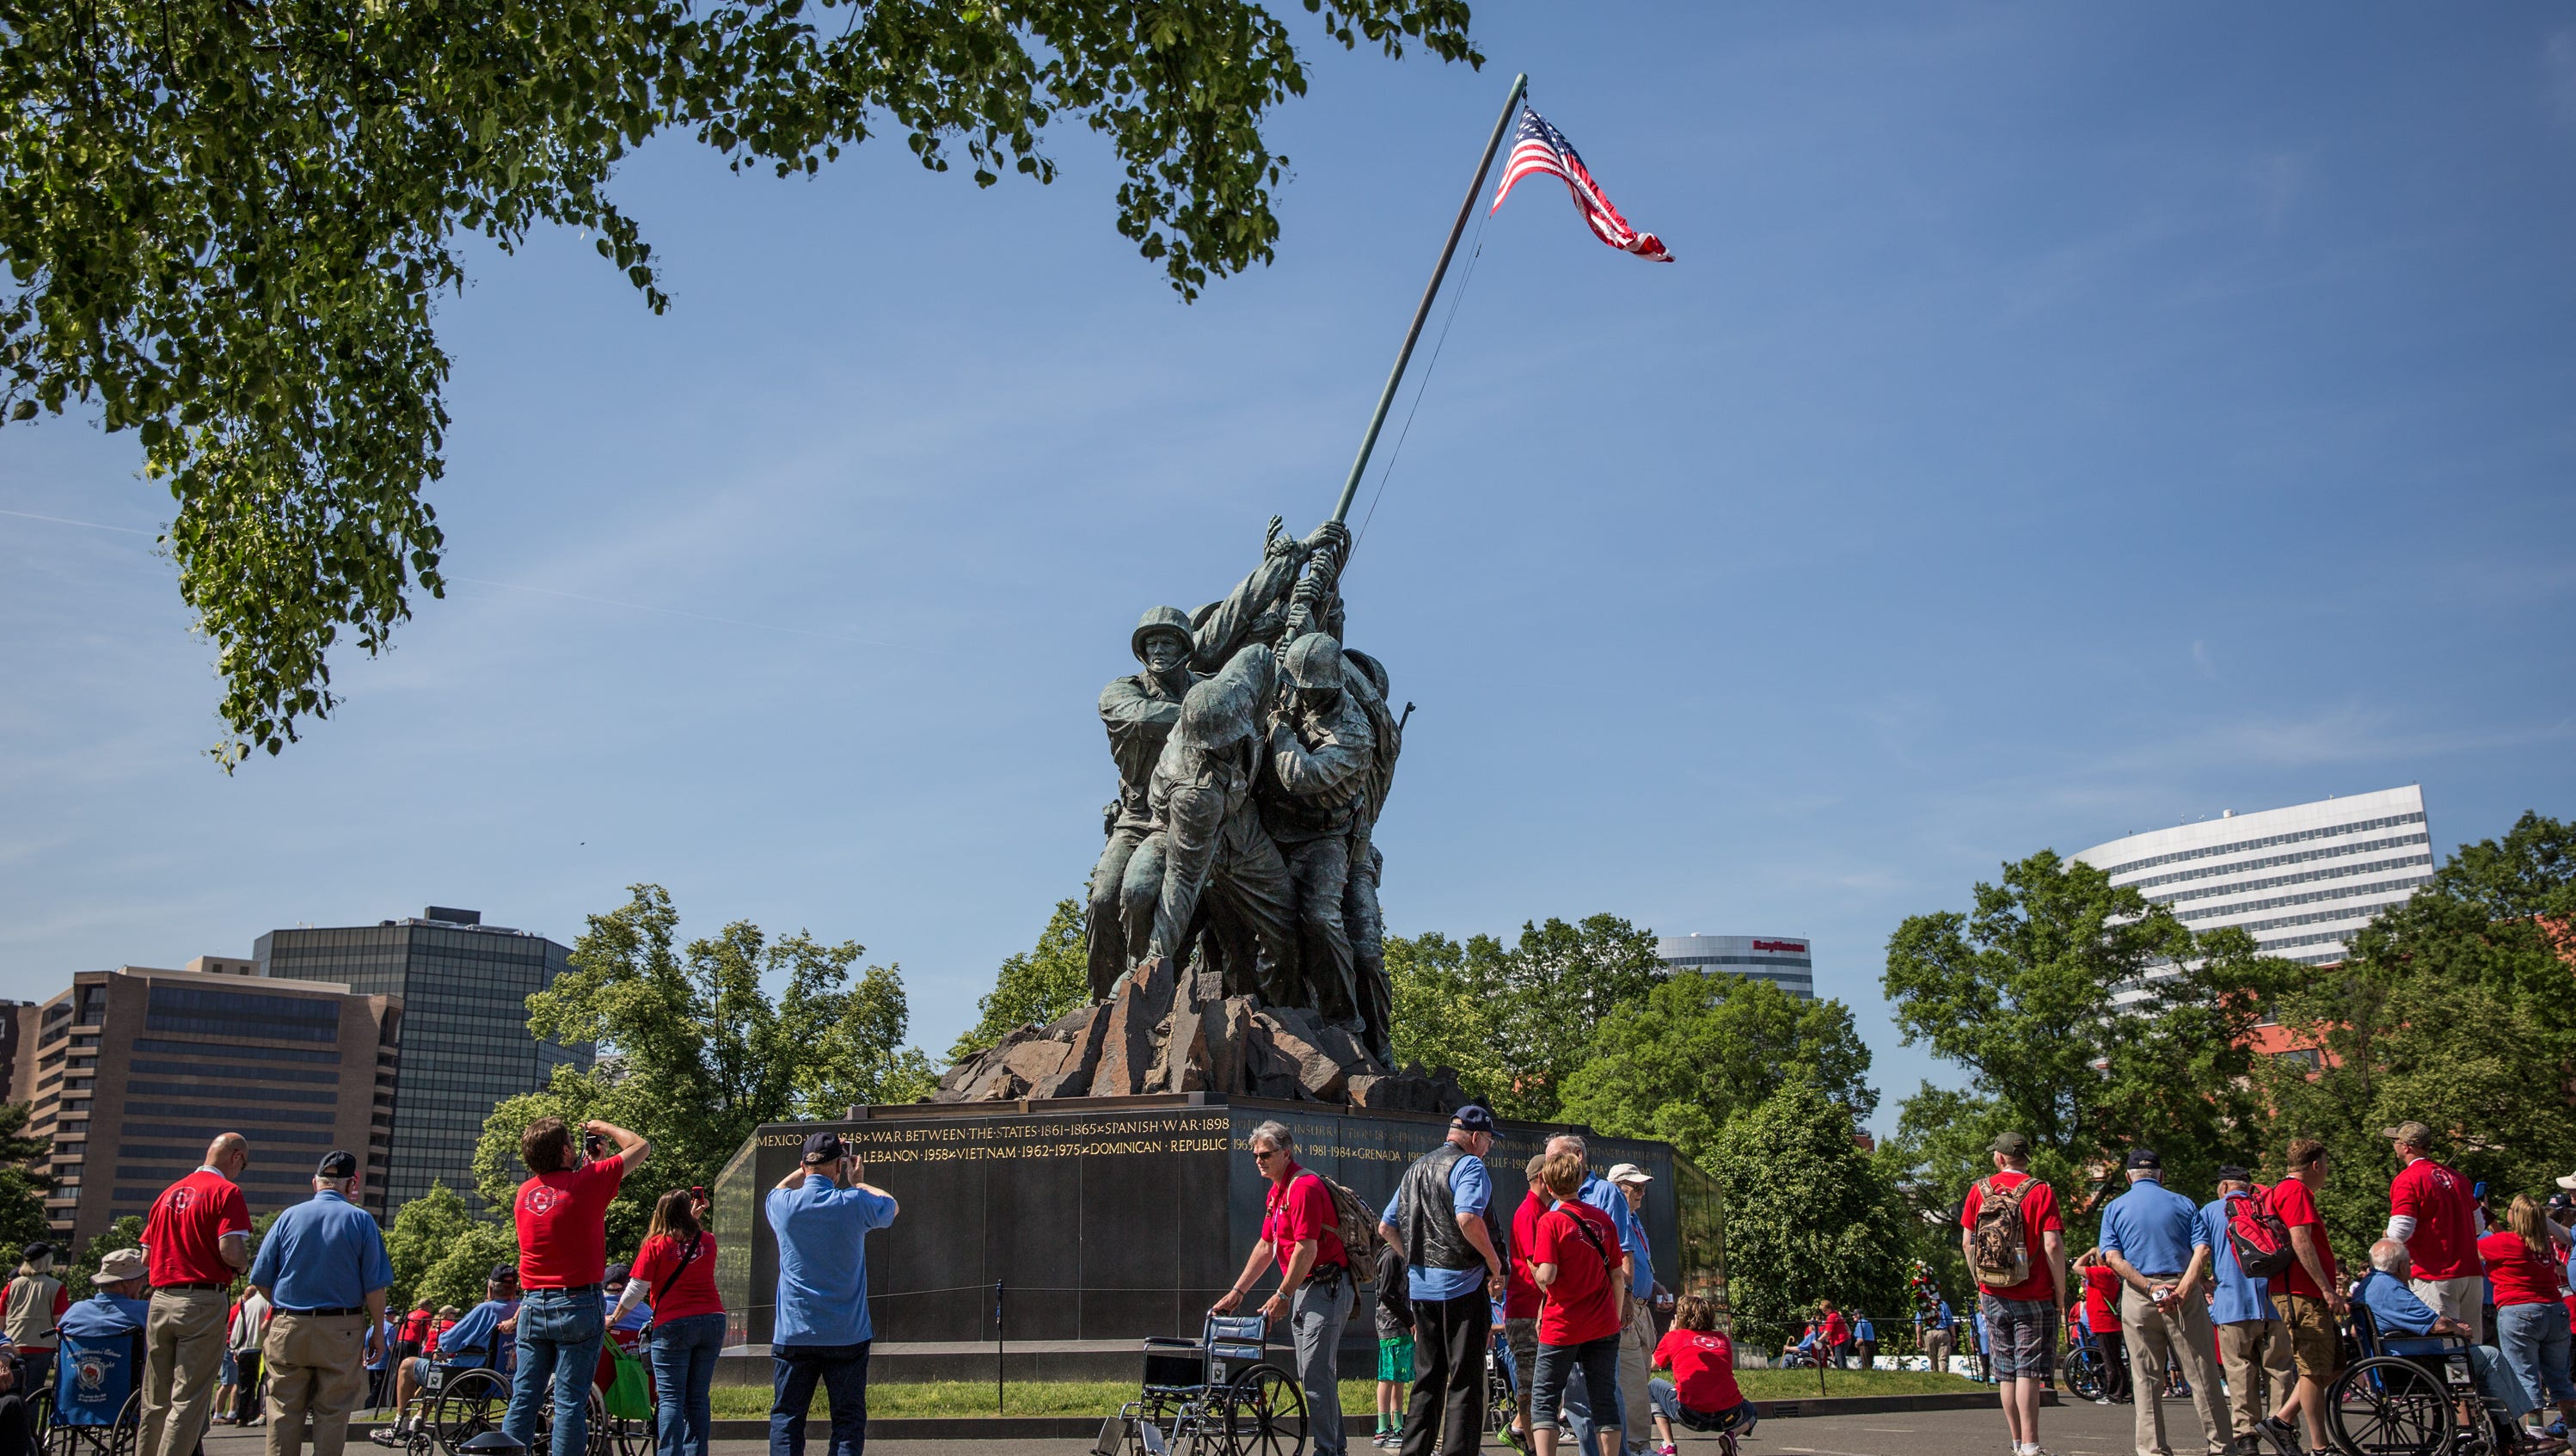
left=1132, top=606, right=1194, bottom=663
left=1281, top=632, right=1345, bottom=691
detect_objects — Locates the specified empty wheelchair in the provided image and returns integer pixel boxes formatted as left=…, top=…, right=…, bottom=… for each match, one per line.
left=1096, top=1314, right=1307, bottom=1456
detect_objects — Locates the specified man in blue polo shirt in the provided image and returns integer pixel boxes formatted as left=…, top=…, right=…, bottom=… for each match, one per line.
left=2204, top=1167, right=2296, bottom=1456
left=248, top=1152, right=393, bottom=1456
left=765, top=1132, right=899, bottom=1456
left=2101, top=1149, right=2231, bottom=1456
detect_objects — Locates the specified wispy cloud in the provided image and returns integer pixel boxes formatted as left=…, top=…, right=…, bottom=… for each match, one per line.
left=2192, top=639, right=2218, bottom=681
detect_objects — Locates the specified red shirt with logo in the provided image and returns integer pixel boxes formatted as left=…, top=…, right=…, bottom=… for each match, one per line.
left=629, top=1232, right=724, bottom=1325
left=2390, top=1158, right=2480, bottom=1281
left=1506, top=1191, right=1547, bottom=1320
left=515, top=1158, right=626, bottom=1288
left=1533, top=1201, right=1625, bottom=1346
left=1652, top=1329, right=1744, bottom=1413
left=143, top=1169, right=252, bottom=1287
left=1958, top=1171, right=2062, bottom=1303
left=2481, top=1230, right=2563, bottom=1307
left=1261, top=1164, right=1347, bottom=1272
left=2270, top=1176, right=2336, bottom=1300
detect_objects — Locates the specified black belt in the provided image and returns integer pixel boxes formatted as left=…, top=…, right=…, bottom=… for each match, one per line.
left=278, top=1306, right=367, bottom=1318
left=531, top=1283, right=603, bottom=1294
left=156, top=1281, right=225, bottom=1292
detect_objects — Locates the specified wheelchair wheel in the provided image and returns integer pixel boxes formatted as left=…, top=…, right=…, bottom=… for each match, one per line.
left=431, top=1367, right=511, bottom=1455
left=106, top=1391, right=143, bottom=1456
left=2330, top=1355, right=2453, bottom=1456
left=1217, top=1362, right=1306, bottom=1456
left=2063, top=1343, right=2108, bottom=1401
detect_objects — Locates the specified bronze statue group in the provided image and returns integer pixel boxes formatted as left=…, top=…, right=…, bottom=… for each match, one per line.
left=1086, top=515, right=1405, bottom=1061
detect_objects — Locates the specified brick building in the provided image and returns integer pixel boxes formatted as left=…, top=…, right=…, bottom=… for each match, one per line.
left=11, top=961, right=400, bottom=1244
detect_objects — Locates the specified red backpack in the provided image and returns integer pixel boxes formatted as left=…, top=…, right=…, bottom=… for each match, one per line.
left=2225, top=1184, right=2296, bottom=1280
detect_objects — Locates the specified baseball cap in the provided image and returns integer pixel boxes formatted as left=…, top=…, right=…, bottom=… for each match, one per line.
left=2124, top=1148, right=2162, bottom=1171
left=19, top=1242, right=50, bottom=1263
left=801, top=1131, right=847, bottom=1164
left=2381, top=1121, right=2432, bottom=1145
left=1987, top=1132, right=2031, bottom=1157
left=488, top=1262, right=519, bottom=1287
left=1607, top=1163, right=1653, bottom=1186
left=604, top=1262, right=632, bottom=1285
left=1450, top=1106, right=1496, bottom=1134
left=315, top=1150, right=359, bottom=1179
left=2215, top=1164, right=2252, bottom=1183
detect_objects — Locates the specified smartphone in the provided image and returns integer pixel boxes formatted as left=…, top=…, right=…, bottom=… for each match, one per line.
left=690, top=1186, right=707, bottom=1204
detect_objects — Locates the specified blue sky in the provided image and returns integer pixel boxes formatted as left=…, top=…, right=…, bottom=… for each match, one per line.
left=4, top=4, right=2573, bottom=1133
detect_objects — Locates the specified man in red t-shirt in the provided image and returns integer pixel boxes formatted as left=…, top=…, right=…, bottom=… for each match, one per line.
left=2270, top=1138, right=2343, bottom=1453
left=1958, top=1132, right=2064, bottom=1456
left=2383, top=1121, right=2483, bottom=1340
left=1502, top=1155, right=1549, bottom=1450
left=1212, top=1121, right=1354, bottom=1456
left=500, top=1115, right=647, bottom=1456
left=138, top=1132, right=254, bottom=1456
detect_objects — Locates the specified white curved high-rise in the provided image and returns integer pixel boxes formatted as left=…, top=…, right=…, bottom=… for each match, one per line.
left=1654, top=934, right=1815, bottom=999
left=2073, top=784, right=2433, bottom=968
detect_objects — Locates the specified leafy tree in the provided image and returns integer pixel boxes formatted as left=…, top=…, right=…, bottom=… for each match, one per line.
left=949, top=898, right=1088, bottom=1063
left=2260, top=811, right=2576, bottom=1257
left=1880, top=849, right=2288, bottom=1234
left=1558, top=973, right=1878, bottom=1168
left=0, top=0, right=1478, bottom=765
left=65, top=1215, right=144, bottom=1299
left=0, top=1103, right=55, bottom=1253
left=385, top=1183, right=518, bottom=1314
left=475, top=883, right=936, bottom=1251
left=1706, top=1079, right=1910, bottom=1350
left=1387, top=915, right=1667, bottom=1121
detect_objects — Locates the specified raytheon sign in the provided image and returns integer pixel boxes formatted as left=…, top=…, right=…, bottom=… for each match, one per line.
left=1750, top=939, right=1807, bottom=955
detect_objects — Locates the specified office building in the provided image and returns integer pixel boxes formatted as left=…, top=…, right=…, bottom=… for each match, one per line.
left=2074, top=784, right=2435, bottom=968
left=258, top=907, right=589, bottom=1211
left=12, top=963, right=399, bottom=1245
left=1654, top=934, right=1816, bottom=999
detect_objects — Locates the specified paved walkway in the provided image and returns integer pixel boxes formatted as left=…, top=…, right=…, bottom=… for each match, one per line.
left=200, top=1396, right=2161, bottom=1456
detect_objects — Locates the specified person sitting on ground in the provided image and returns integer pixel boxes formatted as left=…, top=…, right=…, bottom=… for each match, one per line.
left=371, top=1268, right=519, bottom=1447
left=1647, top=1294, right=1756, bottom=1455
left=2354, top=1238, right=2560, bottom=1454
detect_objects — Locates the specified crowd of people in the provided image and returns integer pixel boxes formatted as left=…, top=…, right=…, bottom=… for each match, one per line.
left=1218, top=1107, right=1751, bottom=1456
left=0, top=1116, right=899, bottom=1456
left=1952, top=1122, right=2576, bottom=1456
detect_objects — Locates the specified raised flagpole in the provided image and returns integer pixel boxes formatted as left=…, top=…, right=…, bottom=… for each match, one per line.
left=1329, top=71, right=1530, bottom=526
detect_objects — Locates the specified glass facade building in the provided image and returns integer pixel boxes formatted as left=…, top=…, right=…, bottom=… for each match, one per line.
left=1653, top=934, right=1816, bottom=999
left=258, top=908, right=589, bottom=1211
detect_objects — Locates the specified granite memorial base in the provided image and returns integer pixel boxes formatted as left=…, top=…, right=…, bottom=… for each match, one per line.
left=710, top=1093, right=1722, bottom=1383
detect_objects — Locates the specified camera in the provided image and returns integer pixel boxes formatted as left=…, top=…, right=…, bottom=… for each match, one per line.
left=584, top=1131, right=607, bottom=1158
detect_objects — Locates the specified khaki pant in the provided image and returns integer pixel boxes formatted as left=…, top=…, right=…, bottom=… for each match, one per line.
left=263, top=1312, right=370, bottom=1456
left=2217, top=1318, right=2295, bottom=1436
left=2414, top=1276, right=2486, bottom=1344
left=2119, top=1283, right=2232, bottom=1456
left=1616, top=1297, right=1655, bottom=1441
left=142, top=1287, right=229, bottom=1456
left=1923, top=1329, right=1954, bottom=1371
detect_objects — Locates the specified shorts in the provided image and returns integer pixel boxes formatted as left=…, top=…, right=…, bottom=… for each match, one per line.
left=1978, top=1293, right=2058, bottom=1382
left=2275, top=1293, right=2340, bottom=1380
left=1377, top=1336, right=1414, bottom=1383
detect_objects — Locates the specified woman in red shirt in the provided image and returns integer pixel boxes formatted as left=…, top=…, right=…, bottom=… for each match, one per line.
left=1528, top=1150, right=1630, bottom=1456
left=1649, top=1294, right=1756, bottom=1451
left=610, top=1189, right=727, bottom=1456
left=2483, top=1195, right=2576, bottom=1435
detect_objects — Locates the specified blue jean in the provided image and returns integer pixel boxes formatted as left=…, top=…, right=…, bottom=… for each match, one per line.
left=1647, top=1379, right=1757, bottom=1435
left=2496, top=1302, right=2576, bottom=1412
left=770, top=1342, right=869, bottom=1456
left=504, top=1288, right=606, bottom=1456
left=1533, top=1337, right=1621, bottom=1438
left=1561, top=1350, right=1626, bottom=1451
left=648, top=1314, right=726, bottom=1456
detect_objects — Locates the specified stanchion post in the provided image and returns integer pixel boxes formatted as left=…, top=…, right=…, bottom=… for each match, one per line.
left=995, top=1279, right=1006, bottom=1415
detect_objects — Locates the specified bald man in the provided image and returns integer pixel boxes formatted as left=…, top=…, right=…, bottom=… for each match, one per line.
left=139, top=1133, right=254, bottom=1456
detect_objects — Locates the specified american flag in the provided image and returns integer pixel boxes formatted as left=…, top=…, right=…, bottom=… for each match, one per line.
left=1489, top=106, right=1672, bottom=262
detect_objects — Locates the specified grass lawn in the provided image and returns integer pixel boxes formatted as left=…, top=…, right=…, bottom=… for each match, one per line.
left=706, top=1368, right=1984, bottom=1420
